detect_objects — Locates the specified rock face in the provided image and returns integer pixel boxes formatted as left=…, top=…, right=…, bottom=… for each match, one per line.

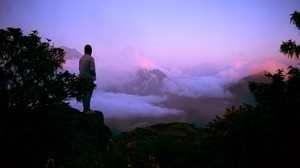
left=45, top=108, right=113, bottom=168
left=1, top=104, right=113, bottom=168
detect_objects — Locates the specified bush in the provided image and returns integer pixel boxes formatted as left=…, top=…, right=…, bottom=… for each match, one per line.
left=0, top=27, right=80, bottom=114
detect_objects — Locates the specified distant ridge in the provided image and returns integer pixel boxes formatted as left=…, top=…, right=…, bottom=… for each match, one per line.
left=60, top=46, right=82, bottom=60
left=228, top=72, right=270, bottom=106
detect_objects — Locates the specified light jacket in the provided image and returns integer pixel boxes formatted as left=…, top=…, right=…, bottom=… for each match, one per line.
left=79, top=54, right=96, bottom=81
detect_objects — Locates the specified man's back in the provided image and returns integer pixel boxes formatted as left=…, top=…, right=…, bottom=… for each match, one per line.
left=79, top=54, right=96, bottom=81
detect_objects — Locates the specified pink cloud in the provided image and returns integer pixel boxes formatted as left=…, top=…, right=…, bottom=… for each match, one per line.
left=246, top=59, right=288, bottom=75
left=122, top=45, right=157, bottom=69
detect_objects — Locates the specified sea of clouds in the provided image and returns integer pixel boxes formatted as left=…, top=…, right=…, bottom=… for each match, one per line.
left=62, top=47, right=292, bottom=135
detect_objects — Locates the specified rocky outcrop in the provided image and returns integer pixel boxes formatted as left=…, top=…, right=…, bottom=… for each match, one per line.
left=1, top=104, right=113, bottom=168
left=44, top=107, right=113, bottom=168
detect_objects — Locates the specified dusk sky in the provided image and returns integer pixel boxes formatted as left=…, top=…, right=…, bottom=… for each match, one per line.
left=1, top=0, right=299, bottom=67
left=1, top=0, right=300, bottom=134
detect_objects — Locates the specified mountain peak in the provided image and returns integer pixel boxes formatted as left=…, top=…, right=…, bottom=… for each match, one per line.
left=60, top=46, right=82, bottom=60
left=121, top=68, right=167, bottom=95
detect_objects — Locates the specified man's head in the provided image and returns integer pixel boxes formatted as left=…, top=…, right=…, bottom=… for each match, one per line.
left=84, top=44, right=92, bottom=55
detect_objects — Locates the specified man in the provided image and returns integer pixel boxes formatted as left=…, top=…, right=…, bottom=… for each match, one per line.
left=79, top=44, right=96, bottom=114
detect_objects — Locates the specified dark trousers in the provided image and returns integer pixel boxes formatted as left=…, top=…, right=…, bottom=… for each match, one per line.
left=81, top=79, right=95, bottom=112
left=82, top=88, right=93, bottom=111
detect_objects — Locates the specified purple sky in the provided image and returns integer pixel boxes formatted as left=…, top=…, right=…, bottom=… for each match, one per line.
left=1, top=0, right=299, bottom=67
left=1, top=0, right=300, bottom=134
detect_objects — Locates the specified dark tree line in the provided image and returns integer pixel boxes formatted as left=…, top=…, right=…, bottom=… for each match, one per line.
left=200, top=10, right=300, bottom=168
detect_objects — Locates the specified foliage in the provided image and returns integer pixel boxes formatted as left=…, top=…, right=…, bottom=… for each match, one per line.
left=0, top=27, right=109, bottom=168
left=199, top=66, right=300, bottom=168
left=0, top=27, right=82, bottom=114
left=290, top=10, right=300, bottom=31
left=108, top=123, right=205, bottom=168
left=280, top=10, right=300, bottom=59
left=200, top=11, right=300, bottom=168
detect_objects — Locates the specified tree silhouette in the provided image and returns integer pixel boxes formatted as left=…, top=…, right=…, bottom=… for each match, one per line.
left=280, top=10, right=300, bottom=59
left=199, top=10, right=300, bottom=168
left=0, top=27, right=80, bottom=115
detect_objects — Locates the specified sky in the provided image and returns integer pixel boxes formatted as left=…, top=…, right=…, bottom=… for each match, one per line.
left=1, top=0, right=300, bottom=135
left=1, top=0, right=299, bottom=67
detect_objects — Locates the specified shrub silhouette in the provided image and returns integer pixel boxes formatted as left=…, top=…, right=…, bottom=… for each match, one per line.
left=202, top=66, right=300, bottom=168
left=0, top=27, right=80, bottom=115
left=201, top=11, right=300, bottom=167
left=0, top=27, right=108, bottom=168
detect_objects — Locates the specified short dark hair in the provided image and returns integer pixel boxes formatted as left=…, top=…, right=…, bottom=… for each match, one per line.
left=84, top=44, right=92, bottom=55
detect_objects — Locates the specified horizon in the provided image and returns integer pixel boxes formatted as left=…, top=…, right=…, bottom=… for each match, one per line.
left=1, top=0, right=300, bottom=134
left=64, top=48, right=295, bottom=135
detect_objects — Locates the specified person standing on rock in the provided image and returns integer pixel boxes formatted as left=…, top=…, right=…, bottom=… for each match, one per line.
left=79, top=44, right=96, bottom=114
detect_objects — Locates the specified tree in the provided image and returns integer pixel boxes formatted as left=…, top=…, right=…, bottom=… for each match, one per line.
left=280, top=10, right=300, bottom=59
left=0, top=27, right=80, bottom=114
left=198, top=11, right=300, bottom=167
left=200, top=66, right=300, bottom=168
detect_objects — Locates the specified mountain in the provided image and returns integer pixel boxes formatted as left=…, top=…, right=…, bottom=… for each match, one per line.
left=121, top=68, right=167, bottom=95
left=60, top=46, right=82, bottom=60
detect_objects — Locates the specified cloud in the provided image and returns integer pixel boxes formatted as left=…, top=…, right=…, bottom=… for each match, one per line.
left=246, top=59, right=288, bottom=75
left=62, top=47, right=291, bottom=135
left=122, top=45, right=158, bottom=69
left=163, top=74, right=234, bottom=98
left=67, top=91, right=183, bottom=118
left=63, top=58, right=79, bottom=74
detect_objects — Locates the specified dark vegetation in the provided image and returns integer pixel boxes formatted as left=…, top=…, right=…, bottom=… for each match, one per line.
left=1, top=11, right=300, bottom=168
left=0, top=27, right=112, bottom=168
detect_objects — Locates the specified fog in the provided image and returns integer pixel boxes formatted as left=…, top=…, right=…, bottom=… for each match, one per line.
left=63, top=47, right=290, bottom=135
